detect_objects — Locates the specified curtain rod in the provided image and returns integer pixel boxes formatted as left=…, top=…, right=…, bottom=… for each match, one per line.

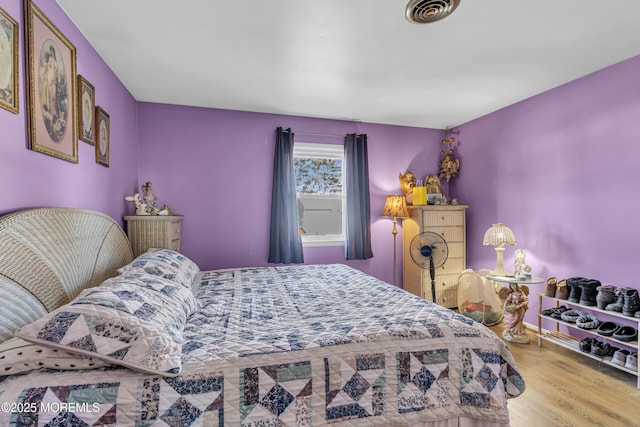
left=293, top=130, right=346, bottom=138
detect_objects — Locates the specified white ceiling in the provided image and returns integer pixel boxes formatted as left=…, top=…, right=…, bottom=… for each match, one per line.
left=56, top=0, right=640, bottom=129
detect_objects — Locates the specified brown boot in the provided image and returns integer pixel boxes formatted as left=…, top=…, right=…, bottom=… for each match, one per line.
left=544, top=277, right=557, bottom=297
left=555, top=279, right=568, bottom=299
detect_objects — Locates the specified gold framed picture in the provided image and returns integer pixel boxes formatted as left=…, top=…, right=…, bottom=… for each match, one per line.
left=77, top=74, right=95, bottom=145
left=0, top=6, right=18, bottom=114
left=24, top=0, right=78, bottom=162
left=95, top=106, right=109, bottom=167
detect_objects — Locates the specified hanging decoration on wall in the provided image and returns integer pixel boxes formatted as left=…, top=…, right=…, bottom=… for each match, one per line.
left=439, top=127, right=460, bottom=182
left=0, top=6, right=19, bottom=114
left=24, top=0, right=78, bottom=162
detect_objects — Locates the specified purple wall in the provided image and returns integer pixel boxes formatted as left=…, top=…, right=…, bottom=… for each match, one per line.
left=0, top=0, right=138, bottom=222
left=457, top=54, right=640, bottom=326
left=136, top=103, right=445, bottom=283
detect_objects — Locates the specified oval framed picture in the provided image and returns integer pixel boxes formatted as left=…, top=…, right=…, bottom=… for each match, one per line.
left=95, top=106, right=109, bottom=167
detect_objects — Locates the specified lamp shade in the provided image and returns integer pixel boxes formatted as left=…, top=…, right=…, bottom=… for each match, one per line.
left=483, top=223, right=516, bottom=247
left=382, top=195, right=409, bottom=218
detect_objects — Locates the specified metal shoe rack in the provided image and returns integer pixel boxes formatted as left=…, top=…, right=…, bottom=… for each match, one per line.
left=537, top=293, right=640, bottom=389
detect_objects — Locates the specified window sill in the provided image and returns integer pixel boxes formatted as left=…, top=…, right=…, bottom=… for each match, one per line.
left=302, top=235, right=344, bottom=247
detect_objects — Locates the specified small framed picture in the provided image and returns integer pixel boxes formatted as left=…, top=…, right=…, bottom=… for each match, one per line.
left=77, top=75, right=95, bottom=144
left=0, top=6, right=18, bottom=114
left=95, top=106, right=109, bottom=167
left=24, top=0, right=77, bottom=162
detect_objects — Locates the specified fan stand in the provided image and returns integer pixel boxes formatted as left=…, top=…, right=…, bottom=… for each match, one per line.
left=421, top=244, right=437, bottom=303
left=410, top=231, right=448, bottom=304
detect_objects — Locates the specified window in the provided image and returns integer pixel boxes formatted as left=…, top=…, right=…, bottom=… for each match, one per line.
left=294, top=142, right=344, bottom=247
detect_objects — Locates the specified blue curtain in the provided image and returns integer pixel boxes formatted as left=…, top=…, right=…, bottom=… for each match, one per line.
left=268, top=127, right=304, bottom=264
left=344, top=133, right=373, bottom=260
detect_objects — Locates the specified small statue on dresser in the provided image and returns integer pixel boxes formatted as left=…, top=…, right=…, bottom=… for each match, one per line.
left=124, top=194, right=149, bottom=215
left=141, top=182, right=159, bottom=215
left=424, top=174, right=448, bottom=204
left=399, top=171, right=417, bottom=205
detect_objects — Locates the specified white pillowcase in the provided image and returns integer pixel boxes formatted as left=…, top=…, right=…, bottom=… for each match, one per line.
left=0, top=337, right=109, bottom=376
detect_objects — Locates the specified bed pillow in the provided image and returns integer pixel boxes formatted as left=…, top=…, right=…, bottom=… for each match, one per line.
left=15, top=273, right=196, bottom=377
left=0, top=337, right=110, bottom=376
left=117, top=248, right=200, bottom=289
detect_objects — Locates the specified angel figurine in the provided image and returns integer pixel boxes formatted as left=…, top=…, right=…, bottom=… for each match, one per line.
left=499, top=283, right=530, bottom=344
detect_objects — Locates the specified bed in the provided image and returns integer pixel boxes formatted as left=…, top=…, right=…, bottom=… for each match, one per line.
left=0, top=207, right=525, bottom=426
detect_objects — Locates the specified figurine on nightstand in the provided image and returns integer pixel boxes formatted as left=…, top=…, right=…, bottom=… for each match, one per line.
left=499, top=283, right=530, bottom=344
left=141, top=182, right=159, bottom=215
left=514, top=249, right=532, bottom=280
left=124, top=194, right=149, bottom=216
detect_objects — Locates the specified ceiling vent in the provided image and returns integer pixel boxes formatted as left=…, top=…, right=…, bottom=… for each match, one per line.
left=405, top=0, right=460, bottom=24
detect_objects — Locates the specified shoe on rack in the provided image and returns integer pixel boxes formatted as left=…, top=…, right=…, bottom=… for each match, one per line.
left=612, top=326, right=638, bottom=342
left=555, top=279, right=569, bottom=300
left=575, top=313, right=600, bottom=329
left=622, top=288, right=640, bottom=317
left=567, top=277, right=585, bottom=303
left=542, top=305, right=569, bottom=319
left=579, top=279, right=601, bottom=306
left=579, top=337, right=595, bottom=353
left=611, top=349, right=631, bottom=366
left=544, top=277, right=558, bottom=297
left=596, top=285, right=617, bottom=310
left=596, top=321, right=621, bottom=336
left=560, top=309, right=583, bottom=323
left=605, top=288, right=625, bottom=312
left=625, top=352, right=638, bottom=370
left=591, top=340, right=612, bottom=357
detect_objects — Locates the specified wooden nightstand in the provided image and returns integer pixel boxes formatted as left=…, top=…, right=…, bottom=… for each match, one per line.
left=124, top=215, right=183, bottom=257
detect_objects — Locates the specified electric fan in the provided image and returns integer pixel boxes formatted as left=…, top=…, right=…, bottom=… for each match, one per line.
left=409, top=231, right=448, bottom=303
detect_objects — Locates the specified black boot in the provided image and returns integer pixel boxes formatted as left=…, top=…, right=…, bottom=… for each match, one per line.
left=579, top=279, right=601, bottom=306
left=567, top=277, right=585, bottom=303
left=622, top=288, right=640, bottom=317
left=596, top=285, right=617, bottom=310
left=606, top=288, right=625, bottom=312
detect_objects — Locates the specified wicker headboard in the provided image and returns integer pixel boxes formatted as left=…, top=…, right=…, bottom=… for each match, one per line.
left=0, top=208, right=134, bottom=343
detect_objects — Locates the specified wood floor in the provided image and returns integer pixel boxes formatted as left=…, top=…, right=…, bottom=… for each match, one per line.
left=490, top=325, right=640, bottom=427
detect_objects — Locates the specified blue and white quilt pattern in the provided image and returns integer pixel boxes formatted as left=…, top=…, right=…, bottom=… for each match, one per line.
left=0, top=264, right=524, bottom=426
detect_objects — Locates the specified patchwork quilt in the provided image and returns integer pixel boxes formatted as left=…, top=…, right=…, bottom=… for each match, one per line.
left=0, top=264, right=525, bottom=426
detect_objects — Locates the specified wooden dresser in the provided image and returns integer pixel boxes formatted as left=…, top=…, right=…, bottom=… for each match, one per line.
left=124, top=215, right=183, bottom=257
left=402, top=205, right=468, bottom=308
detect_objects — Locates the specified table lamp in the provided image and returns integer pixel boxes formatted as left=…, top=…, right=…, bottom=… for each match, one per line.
left=483, top=223, right=516, bottom=276
left=382, top=195, right=409, bottom=286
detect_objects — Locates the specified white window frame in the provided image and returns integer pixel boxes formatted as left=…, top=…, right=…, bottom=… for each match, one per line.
left=294, top=142, right=345, bottom=247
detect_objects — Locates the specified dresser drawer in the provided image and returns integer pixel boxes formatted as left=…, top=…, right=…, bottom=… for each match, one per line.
left=168, top=221, right=181, bottom=238
left=437, top=257, right=465, bottom=275
left=423, top=210, right=464, bottom=227
left=427, top=226, right=464, bottom=242
left=422, top=273, right=460, bottom=307
left=444, top=241, right=465, bottom=258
